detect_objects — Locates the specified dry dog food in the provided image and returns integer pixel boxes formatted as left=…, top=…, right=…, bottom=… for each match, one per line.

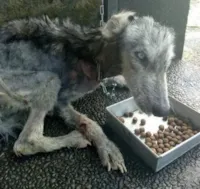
left=140, top=119, right=146, bottom=126
left=134, top=129, right=140, bottom=135
left=117, top=112, right=199, bottom=156
left=132, top=117, right=138, bottom=124
left=128, top=112, right=134, bottom=117
left=146, top=132, right=151, bottom=137
left=139, top=127, right=145, bottom=133
left=117, top=117, right=124, bottom=123
left=159, top=125, right=165, bottom=131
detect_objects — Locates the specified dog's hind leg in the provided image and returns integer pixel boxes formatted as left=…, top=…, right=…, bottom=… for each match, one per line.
left=9, top=72, right=90, bottom=156
left=13, top=109, right=90, bottom=156
left=59, top=104, right=127, bottom=173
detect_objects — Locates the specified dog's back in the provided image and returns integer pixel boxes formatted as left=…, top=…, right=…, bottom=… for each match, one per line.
left=0, top=41, right=67, bottom=75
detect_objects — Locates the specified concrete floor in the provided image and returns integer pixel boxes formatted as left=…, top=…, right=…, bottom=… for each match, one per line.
left=183, top=0, right=200, bottom=67
left=170, top=0, right=200, bottom=113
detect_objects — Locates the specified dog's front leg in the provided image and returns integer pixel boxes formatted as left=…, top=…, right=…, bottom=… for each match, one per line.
left=60, top=105, right=127, bottom=173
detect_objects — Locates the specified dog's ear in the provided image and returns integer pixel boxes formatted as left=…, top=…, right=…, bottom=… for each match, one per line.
left=101, top=11, right=136, bottom=40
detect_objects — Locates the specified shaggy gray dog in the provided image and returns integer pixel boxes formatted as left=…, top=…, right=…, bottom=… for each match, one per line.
left=0, top=11, right=175, bottom=173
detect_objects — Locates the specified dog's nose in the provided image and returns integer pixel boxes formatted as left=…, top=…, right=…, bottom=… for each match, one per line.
left=152, top=106, right=170, bottom=117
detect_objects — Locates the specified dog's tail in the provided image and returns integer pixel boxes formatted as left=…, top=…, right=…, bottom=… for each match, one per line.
left=0, top=114, right=23, bottom=143
left=0, top=15, right=103, bottom=59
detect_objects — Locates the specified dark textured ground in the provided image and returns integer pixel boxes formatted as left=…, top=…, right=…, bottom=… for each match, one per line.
left=0, top=60, right=200, bottom=189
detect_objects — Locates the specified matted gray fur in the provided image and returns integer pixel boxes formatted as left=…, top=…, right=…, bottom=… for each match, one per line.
left=0, top=11, right=175, bottom=173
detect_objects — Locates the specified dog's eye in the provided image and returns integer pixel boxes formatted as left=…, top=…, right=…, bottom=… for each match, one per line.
left=135, top=52, right=146, bottom=60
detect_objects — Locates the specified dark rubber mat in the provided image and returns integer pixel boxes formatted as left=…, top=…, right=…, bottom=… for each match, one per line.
left=1, top=61, right=200, bottom=189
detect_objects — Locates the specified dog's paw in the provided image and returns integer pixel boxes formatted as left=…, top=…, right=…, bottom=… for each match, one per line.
left=13, top=137, right=40, bottom=156
left=78, top=115, right=127, bottom=173
left=103, top=75, right=127, bottom=88
left=97, top=140, right=127, bottom=173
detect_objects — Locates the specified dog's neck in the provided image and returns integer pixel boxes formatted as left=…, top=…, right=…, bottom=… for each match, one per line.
left=95, top=41, right=123, bottom=80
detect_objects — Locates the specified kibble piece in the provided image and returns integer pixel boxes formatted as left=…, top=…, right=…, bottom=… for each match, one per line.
left=176, top=135, right=181, bottom=140
left=163, top=148, right=169, bottom=152
left=174, top=117, right=178, bottom=123
left=158, top=130, right=163, bottom=134
left=152, top=144, right=158, bottom=149
left=173, top=129, right=179, bottom=135
left=146, top=142, right=152, bottom=147
left=169, top=141, right=175, bottom=146
left=154, top=133, right=158, bottom=139
left=176, top=126, right=182, bottom=131
left=177, top=120, right=183, bottom=126
left=165, top=143, right=170, bottom=148
left=128, top=112, right=133, bottom=117
left=182, top=123, right=188, bottom=127
left=151, top=141, right=157, bottom=145
left=189, top=133, right=194, bottom=137
left=158, top=133, right=164, bottom=139
left=139, top=127, right=145, bottom=133
left=182, top=126, right=188, bottom=131
left=123, top=112, right=129, bottom=117
left=178, top=131, right=183, bottom=136
left=150, top=136, right=156, bottom=141
left=151, top=148, right=157, bottom=153
left=172, top=138, right=178, bottom=144
left=168, top=117, right=174, bottom=124
left=170, top=122, right=176, bottom=127
left=167, top=136, right=172, bottom=141
left=183, top=130, right=189, bottom=135
left=134, top=129, right=140, bottom=135
left=157, top=148, right=164, bottom=153
left=145, top=137, right=151, bottom=143
left=157, top=139, right=163, bottom=144
left=187, top=129, right=193, bottom=134
left=193, top=130, right=199, bottom=135
left=165, top=128, right=170, bottom=133
left=163, top=117, right=168, bottom=121
left=146, top=132, right=152, bottom=137
left=140, top=119, right=146, bottom=126
left=132, top=117, right=138, bottom=124
left=159, top=144, right=165, bottom=148
left=182, top=134, right=189, bottom=140
left=159, top=125, right=165, bottom=131
left=163, top=138, right=169, bottom=143
left=117, top=117, right=124, bottom=123
left=170, top=133, right=176, bottom=138
left=164, top=131, right=170, bottom=137
left=169, top=126, right=174, bottom=131
left=140, top=132, right=146, bottom=138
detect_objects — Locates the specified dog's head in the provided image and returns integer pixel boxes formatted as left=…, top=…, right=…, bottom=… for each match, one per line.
left=102, top=11, right=175, bottom=117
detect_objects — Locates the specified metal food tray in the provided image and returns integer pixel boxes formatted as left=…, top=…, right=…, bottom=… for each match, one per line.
left=106, top=96, right=200, bottom=172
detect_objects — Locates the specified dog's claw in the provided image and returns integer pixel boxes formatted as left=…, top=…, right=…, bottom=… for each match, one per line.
left=98, top=140, right=127, bottom=173
left=119, top=163, right=127, bottom=173
left=107, top=162, right=111, bottom=172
